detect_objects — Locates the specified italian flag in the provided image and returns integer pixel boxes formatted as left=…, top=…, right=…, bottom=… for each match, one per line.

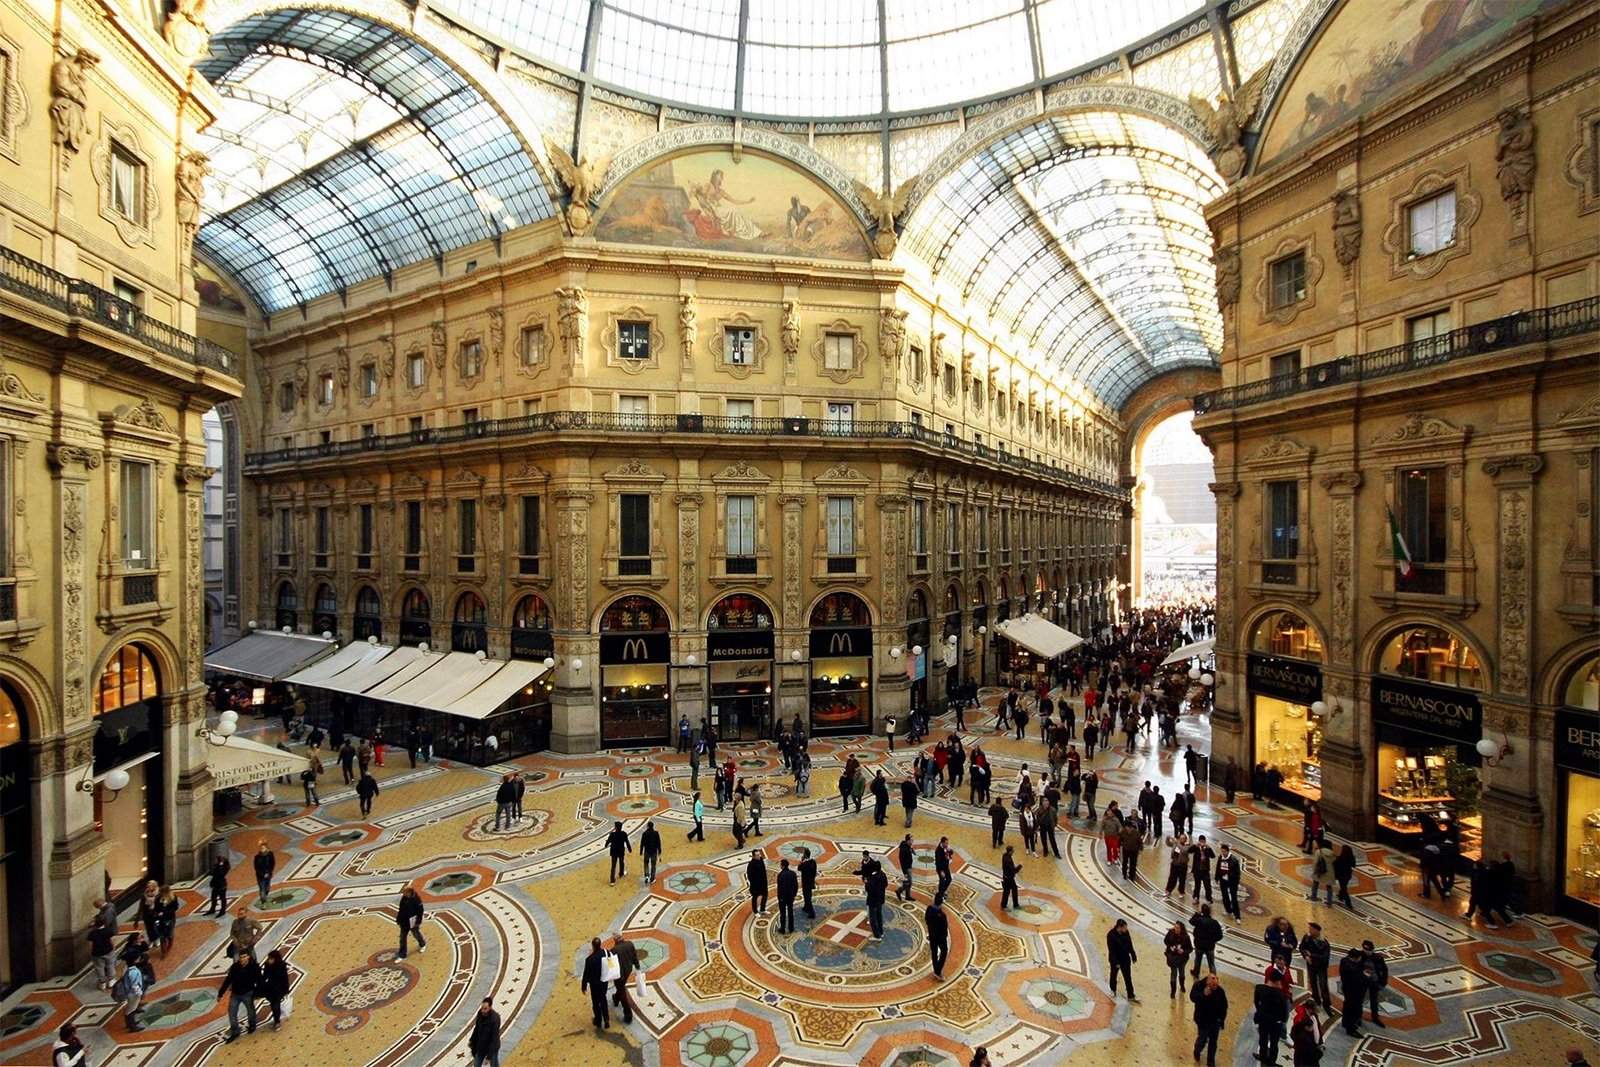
left=1388, top=508, right=1414, bottom=579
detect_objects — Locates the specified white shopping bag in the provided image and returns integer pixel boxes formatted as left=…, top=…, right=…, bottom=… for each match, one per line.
left=280, top=994, right=294, bottom=1020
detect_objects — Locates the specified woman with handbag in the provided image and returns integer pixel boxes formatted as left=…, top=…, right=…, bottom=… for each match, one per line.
left=260, top=949, right=290, bottom=1030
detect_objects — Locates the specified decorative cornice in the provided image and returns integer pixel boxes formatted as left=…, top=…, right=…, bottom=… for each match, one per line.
left=46, top=441, right=103, bottom=472
left=1481, top=453, right=1543, bottom=481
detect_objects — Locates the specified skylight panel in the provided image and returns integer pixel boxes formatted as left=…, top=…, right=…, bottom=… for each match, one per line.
left=883, top=0, right=1023, bottom=41
left=745, top=0, right=879, bottom=47
left=443, top=0, right=589, bottom=69
left=592, top=5, right=738, bottom=110
left=742, top=43, right=882, bottom=117
left=608, top=0, right=742, bottom=39
left=885, top=10, right=1031, bottom=110
left=1033, top=0, right=1201, bottom=78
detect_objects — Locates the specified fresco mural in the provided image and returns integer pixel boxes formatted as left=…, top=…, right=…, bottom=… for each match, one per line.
left=1259, top=0, right=1563, bottom=166
left=594, top=150, right=873, bottom=260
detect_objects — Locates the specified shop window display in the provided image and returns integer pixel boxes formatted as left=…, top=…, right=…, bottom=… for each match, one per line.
left=1559, top=657, right=1599, bottom=914
left=1248, top=611, right=1325, bottom=801
left=1375, top=742, right=1482, bottom=860
left=1254, top=698, right=1323, bottom=800
left=1564, top=773, right=1600, bottom=909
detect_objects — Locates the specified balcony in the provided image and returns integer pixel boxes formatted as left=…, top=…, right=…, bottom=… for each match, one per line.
left=1195, top=297, right=1600, bottom=414
left=0, top=247, right=239, bottom=377
left=243, top=410, right=1129, bottom=501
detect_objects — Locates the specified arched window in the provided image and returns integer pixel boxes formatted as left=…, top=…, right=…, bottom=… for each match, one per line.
left=274, top=581, right=298, bottom=630
left=353, top=586, right=381, bottom=641
left=452, top=592, right=488, bottom=652
left=513, top=594, right=552, bottom=631
left=94, top=644, right=160, bottom=717
left=399, top=588, right=432, bottom=644
left=1564, top=655, right=1600, bottom=710
left=906, top=589, right=928, bottom=623
left=708, top=593, right=772, bottom=630
left=1377, top=625, right=1483, bottom=690
left=312, top=583, right=338, bottom=636
left=510, top=594, right=553, bottom=660
left=809, top=592, right=871, bottom=628
left=1249, top=610, right=1324, bottom=663
left=454, top=592, right=488, bottom=623
left=601, top=595, right=669, bottom=632
left=0, top=682, right=21, bottom=747
left=944, top=583, right=961, bottom=615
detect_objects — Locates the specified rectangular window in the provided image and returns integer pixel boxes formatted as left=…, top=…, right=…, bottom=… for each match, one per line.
left=457, top=499, right=477, bottom=571
left=279, top=381, right=296, bottom=413
left=1266, top=481, right=1299, bottom=582
left=120, top=461, right=154, bottom=569
left=619, top=493, right=651, bottom=572
left=724, top=326, right=756, bottom=365
left=909, top=344, right=924, bottom=384
left=1398, top=466, right=1447, bottom=594
left=1270, top=252, right=1307, bottom=309
left=403, top=500, right=423, bottom=571
left=976, top=506, right=989, bottom=555
left=942, top=363, right=956, bottom=397
left=462, top=407, right=479, bottom=425
left=313, top=505, right=331, bottom=567
left=1270, top=350, right=1301, bottom=381
left=407, top=352, right=426, bottom=388
left=823, top=332, right=855, bottom=371
left=910, top=411, right=922, bottom=428
left=911, top=498, right=928, bottom=566
left=360, top=363, right=378, bottom=397
left=1001, top=510, right=1012, bottom=553
left=519, top=496, right=541, bottom=574
left=945, top=502, right=960, bottom=563
left=725, top=494, right=756, bottom=557
left=618, top=321, right=651, bottom=361
left=460, top=339, right=482, bottom=378
left=110, top=143, right=143, bottom=223
left=520, top=325, right=546, bottom=367
left=619, top=394, right=649, bottom=429
left=825, top=402, right=854, bottom=432
left=356, top=503, right=374, bottom=568
left=1408, top=309, right=1453, bottom=360
left=113, top=279, right=143, bottom=307
left=275, top=507, right=293, bottom=567
left=1408, top=189, right=1457, bottom=256
left=408, top=416, right=424, bottom=434
left=317, top=372, right=334, bottom=406
left=826, top=496, right=855, bottom=556
left=361, top=423, right=376, bottom=438
left=726, top=397, right=755, bottom=427
left=0, top=441, right=8, bottom=576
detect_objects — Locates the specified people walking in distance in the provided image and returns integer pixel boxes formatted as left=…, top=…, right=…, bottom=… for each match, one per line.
left=749, top=784, right=764, bottom=835
left=1189, top=835, right=1217, bottom=904
left=901, top=774, right=919, bottom=828
left=153, top=885, right=178, bottom=959
left=1082, top=769, right=1099, bottom=819
left=397, top=886, right=427, bottom=959
left=466, top=997, right=502, bottom=1067
left=935, top=836, right=954, bottom=895
left=356, top=769, right=380, bottom=816
left=52, top=1023, right=88, bottom=1067
left=926, top=892, right=950, bottom=979
left=581, top=939, right=612, bottom=1030
left=1330, top=845, right=1357, bottom=909
left=1360, top=939, right=1390, bottom=1027
left=688, top=792, right=705, bottom=842
left=227, top=905, right=263, bottom=959
left=1300, top=800, right=1323, bottom=853
left=1299, top=921, right=1333, bottom=1014
left=1253, top=977, right=1290, bottom=1065
left=1105, top=918, right=1138, bottom=1000
left=1083, top=717, right=1099, bottom=757
left=114, top=952, right=148, bottom=1032
left=1265, top=916, right=1299, bottom=968
left=746, top=848, right=769, bottom=915
left=1165, top=919, right=1193, bottom=997
left=1164, top=833, right=1190, bottom=898
left=493, top=775, right=515, bottom=831
left=1169, top=790, right=1189, bottom=840
left=1190, top=971, right=1229, bottom=1067
left=253, top=841, right=276, bottom=905
left=301, top=761, right=320, bottom=806
left=1216, top=844, right=1243, bottom=920
left=851, top=765, right=868, bottom=813
left=338, top=739, right=356, bottom=784
left=895, top=834, right=916, bottom=901
left=1338, top=945, right=1369, bottom=1036
left=1308, top=837, right=1337, bottom=904
left=610, top=932, right=639, bottom=1024
left=1019, top=801, right=1037, bottom=856
left=87, top=914, right=116, bottom=990
left=1000, top=845, right=1023, bottom=910
left=863, top=857, right=890, bottom=938
left=1189, top=902, right=1223, bottom=977
left=1119, top=816, right=1143, bottom=881
left=799, top=847, right=818, bottom=918
left=1101, top=805, right=1123, bottom=865
left=989, top=796, right=1009, bottom=848
left=776, top=859, right=799, bottom=933
left=606, top=821, right=632, bottom=884
left=640, top=820, right=662, bottom=883
left=872, top=771, right=891, bottom=826
left=511, top=771, right=525, bottom=821
left=357, top=737, right=373, bottom=776
left=260, top=949, right=290, bottom=1030
left=731, top=794, right=749, bottom=848
left=218, top=949, right=261, bottom=1042
left=1183, top=744, right=1198, bottom=786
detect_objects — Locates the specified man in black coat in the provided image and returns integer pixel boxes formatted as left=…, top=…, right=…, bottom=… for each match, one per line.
left=1106, top=918, right=1138, bottom=1000
left=1216, top=844, right=1243, bottom=920
left=871, top=772, right=891, bottom=826
left=895, top=835, right=916, bottom=901
left=776, top=859, right=799, bottom=934
left=1253, top=981, right=1289, bottom=1064
left=900, top=775, right=918, bottom=829
left=218, top=950, right=262, bottom=1042
left=355, top=770, right=380, bottom=817
left=1189, top=972, right=1229, bottom=1067
left=799, top=847, right=818, bottom=918
left=1001, top=846, right=1022, bottom=910
left=465, top=997, right=502, bottom=1066
left=1338, top=945, right=1368, bottom=1036
left=746, top=848, right=769, bottom=915
left=606, top=822, right=632, bottom=884
left=207, top=856, right=231, bottom=915
left=580, top=939, right=610, bottom=1030
left=934, top=836, right=954, bottom=895
left=864, top=864, right=889, bottom=938
left=1299, top=921, right=1333, bottom=1013
left=640, top=820, right=662, bottom=884
left=1189, top=903, right=1223, bottom=978
left=925, top=893, right=950, bottom=979
left=989, top=798, right=1009, bottom=848
left=1361, top=939, right=1390, bottom=1027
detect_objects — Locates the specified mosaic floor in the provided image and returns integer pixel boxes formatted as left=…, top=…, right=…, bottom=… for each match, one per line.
left=3, top=691, right=1596, bottom=1066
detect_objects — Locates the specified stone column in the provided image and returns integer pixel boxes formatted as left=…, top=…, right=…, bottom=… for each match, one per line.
left=550, top=488, right=598, bottom=752
left=778, top=494, right=808, bottom=726
left=171, top=464, right=217, bottom=881
left=675, top=491, right=706, bottom=725
left=1208, top=481, right=1245, bottom=763
left=483, top=495, right=505, bottom=656
left=877, top=493, right=910, bottom=730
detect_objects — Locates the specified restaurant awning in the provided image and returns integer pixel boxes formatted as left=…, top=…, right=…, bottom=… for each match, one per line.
left=362, top=648, right=446, bottom=700
left=286, top=640, right=389, bottom=686
left=993, top=614, right=1084, bottom=660
left=448, top=660, right=552, bottom=720
left=379, top=652, right=504, bottom=712
left=204, top=631, right=336, bottom=681
left=1161, top=638, right=1216, bottom=666
left=315, top=645, right=417, bottom=696
left=206, top=735, right=307, bottom=790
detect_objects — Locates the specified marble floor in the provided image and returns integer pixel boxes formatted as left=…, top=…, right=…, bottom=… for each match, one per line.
left=2, top=692, right=1595, bottom=1066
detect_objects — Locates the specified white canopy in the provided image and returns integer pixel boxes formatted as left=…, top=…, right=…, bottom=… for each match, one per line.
left=1161, top=638, right=1216, bottom=666
left=205, top=631, right=336, bottom=681
left=286, top=640, right=389, bottom=685
left=380, top=652, right=503, bottom=711
left=316, top=645, right=419, bottom=696
left=207, top=735, right=308, bottom=790
left=994, top=614, right=1084, bottom=660
left=448, top=660, right=551, bottom=720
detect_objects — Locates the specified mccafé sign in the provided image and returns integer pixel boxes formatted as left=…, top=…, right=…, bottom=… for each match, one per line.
left=1371, top=675, right=1482, bottom=745
left=1247, top=654, right=1323, bottom=705
left=1556, top=706, right=1600, bottom=773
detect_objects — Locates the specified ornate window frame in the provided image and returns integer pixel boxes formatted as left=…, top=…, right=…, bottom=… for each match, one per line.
left=91, top=118, right=160, bottom=249
left=0, top=29, right=28, bottom=164
left=601, top=458, right=668, bottom=589
left=1369, top=413, right=1478, bottom=616
left=1555, top=396, right=1600, bottom=627
left=811, top=461, right=871, bottom=584
left=514, top=314, right=551, bottom=378
left=603, top=307, right=663, bottom=375
left=710, top=458, right=772, bottom=586
left=506, top=461, right=550, bottom=585
left=709, top=312, right=770, bottom=381
left=1381, top=166, right=1482, bottom=280
left=356, top=360, right=379, bottom=406
left=403, top=347, right=429, bottom=397
left=456, top=332, right=485, bottom=386
left=1241, top=436, right=1319, bottom=604
left=1562, top=105, right=1600, bottom=216
left=1254, top=235, right=1324, bottom=326
left=811, top=319, right=865, bottom=385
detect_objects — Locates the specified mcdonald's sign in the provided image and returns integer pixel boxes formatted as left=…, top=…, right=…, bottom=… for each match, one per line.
left=810, top=626, right=871, bottom=659
left=601, top=631, right=669, bottom=663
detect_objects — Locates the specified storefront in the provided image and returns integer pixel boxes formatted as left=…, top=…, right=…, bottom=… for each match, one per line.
left=353, top=585, right=382, bottom=641
left=1371, top=629, right=1486, bottom=860
left=452, top=592, right=488, bottom=653
left=509, top=594, right=555, bottom=751
left=0, top=680, right=32, bottom=991
left=906, top=590, right=930, bottom=715
left=942, top=584, right=962, bottom=707
left=809, top=592, right=872, bottom=736
left=399, top=588, right=432, bottom=645
left=707, top=593, right=775, bottom=741
left=971, top=583, right=989, bottom=687
left=599, top=595, right=671, bottom=746
left=1558, top=656, right=1600, bottom=920
left=1247, top=610, right=1326, bottom=802
left=92, top=644, right=166, bottom=904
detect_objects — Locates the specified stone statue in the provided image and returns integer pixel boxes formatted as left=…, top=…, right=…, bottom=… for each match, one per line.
left=429, top=321, right=446, bottom=370
left=488, top=308, right=504, bottom=364
left=1331, top=189, right=1361, bottom=272
left=780, top=299, right=800, bottom=360
left=1495, top=107, right=1535, bottom=203
left=851, top=175, right=919, bottom=257
left=1214, top=246, right=1242, bottom=311
left=1189, top=66, right=1270, bottom=182
left=163, top=0, right=210, bottom=59
left=878, top=307, right=907, bottom=365
left=49, top=48, right=99, bottom=153
left=678, top=293, right=697, bottom=360
left=543, top=136, right=608, bottom=234
left=175, top=151, right=210, bottom=263
left=556, top=286, right=588, bottom=361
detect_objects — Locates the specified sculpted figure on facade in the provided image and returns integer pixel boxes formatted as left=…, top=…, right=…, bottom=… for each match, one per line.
left=851, top=176, right=919, bottom=257
left=429, top=321, right=446, bottom=371
left=556, top=286, right=588, bottom=363
left=49, top=48, right=98, bottom=154
left=543, top=136, right=608, bottom=234
left=678, top=293, right=697, bottom=361
left=780, top=300, right=800, bottom=361
left=175, top=151, right=209, bottom=264
left=488, top=308, right=504, bottom=366
left=1189, top=67, right=1269, bottom=182
left=1495, top=106, right=1536, bottom=207
left=1213, top=246, right=1242, bottom=311
left=878, top=307, right=907, bottom=366
left=163, top=0, right=210, bottom=59
left=1331, top=190, right=1361, bottom=275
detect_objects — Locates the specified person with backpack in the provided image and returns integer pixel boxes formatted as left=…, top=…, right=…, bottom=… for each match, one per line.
left=1308, top=838, right=1336, bottom=905
left=1189, top=903, right=1224, bottom=978
left=113, top=952, right=150, bottom=1032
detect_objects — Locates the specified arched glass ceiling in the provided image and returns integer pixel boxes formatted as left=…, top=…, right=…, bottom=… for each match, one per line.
left=436, top=0, right=1204, bottom=118
left=191, top=9, right=554, bottom=314
left=901, top=112, right=1225, bottom=408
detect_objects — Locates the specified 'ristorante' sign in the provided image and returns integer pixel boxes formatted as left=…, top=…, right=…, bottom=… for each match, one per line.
left=1371, top=675, right=1482, bottom=745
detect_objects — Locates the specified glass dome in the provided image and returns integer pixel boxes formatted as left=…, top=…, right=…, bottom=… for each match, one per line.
left=436, top=0, right=1206, bottom=118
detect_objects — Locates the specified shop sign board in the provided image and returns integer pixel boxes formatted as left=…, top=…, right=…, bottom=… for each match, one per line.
left=1247, top=653, right=1323, bottom=704
left=1371, top=675, right=1482, bottom=745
